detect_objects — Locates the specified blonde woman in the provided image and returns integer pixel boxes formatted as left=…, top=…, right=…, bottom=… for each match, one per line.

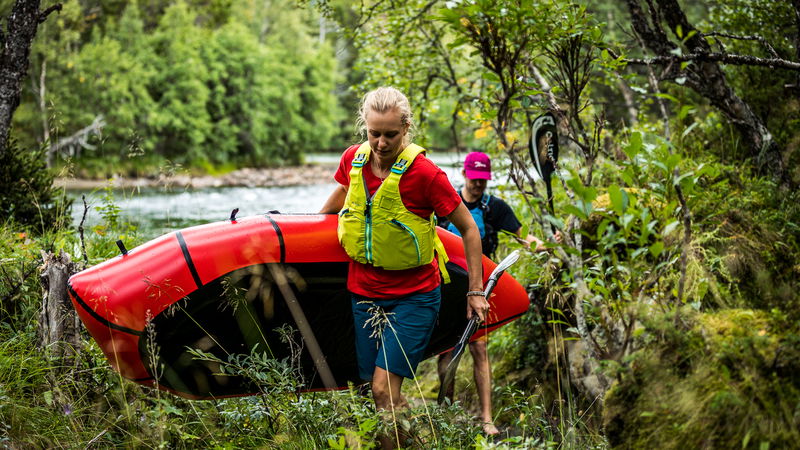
left=320, top=87, right=484, bottom=436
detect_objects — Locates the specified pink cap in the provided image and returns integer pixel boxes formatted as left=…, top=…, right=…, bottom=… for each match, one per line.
left=464, top=152, right=491, bottom=180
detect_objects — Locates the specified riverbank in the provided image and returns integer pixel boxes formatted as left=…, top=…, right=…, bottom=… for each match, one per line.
left=54, top=164, right=336, bottom=190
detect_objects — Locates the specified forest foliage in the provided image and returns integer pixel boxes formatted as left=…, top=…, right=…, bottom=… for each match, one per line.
left=9, top=0, right=344, bottom=175
left=1, top=0, right=799, bottom=448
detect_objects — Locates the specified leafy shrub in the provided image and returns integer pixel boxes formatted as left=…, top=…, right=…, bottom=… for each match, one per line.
left=603, top=308, right=800, bottom=449
left=0, top=139, right=71, bottom=232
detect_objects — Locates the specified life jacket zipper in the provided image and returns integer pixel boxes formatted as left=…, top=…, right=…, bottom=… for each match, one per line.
left=363, top=170, right=374, bottom=264
left=391, top=219, right=421, bottom=265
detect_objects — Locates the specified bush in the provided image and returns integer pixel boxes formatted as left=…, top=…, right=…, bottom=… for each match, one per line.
left=0, top=138, right=71, bottom=232
left=603, top=308, right=800, bottom=449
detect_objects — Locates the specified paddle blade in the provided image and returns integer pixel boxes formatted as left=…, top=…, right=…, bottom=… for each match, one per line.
left=529, top=112, right=559, bottom=184
left=493, top=249, right=521, bottom=276
left=438, top=317, right=479, bottom=404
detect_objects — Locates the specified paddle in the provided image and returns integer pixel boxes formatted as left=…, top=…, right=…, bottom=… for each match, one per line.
left=437, top=250, right=522, bottom=404
left=528, top=112, right=560, bottom=232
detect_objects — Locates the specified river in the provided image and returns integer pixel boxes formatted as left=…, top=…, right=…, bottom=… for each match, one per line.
left=68, top=152, right=467, bottom=239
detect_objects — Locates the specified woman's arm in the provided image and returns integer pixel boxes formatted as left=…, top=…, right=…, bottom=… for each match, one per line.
left=319, top=185, right=348, bottom=214
left=446, top=203, right=487, bottom=321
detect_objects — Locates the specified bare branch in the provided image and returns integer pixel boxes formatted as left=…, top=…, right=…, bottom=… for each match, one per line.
left=78, top=195, right=89, bottom=268
left=394, top=0, right=438, bottom=37
left=702, top=32, right=780, bottom=59
left=48, top=115, right=105, bottom=160
left=357, top=0, right=389, bottom=28
left=621, top=52, right=800, bottom=71
left=529, top=65, right=559, bottom=112
left=38, top=3, right=62, bottom=23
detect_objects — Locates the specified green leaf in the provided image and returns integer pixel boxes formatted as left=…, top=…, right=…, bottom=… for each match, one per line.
left=544, top=215, right=565, bottom=230
left=654, top=93, right=680, bottom=103
left=662, top=220, right=680, bottom=237
left=547, top=319, right=571, bottom=326
left=622, top=167, right=635, bottom=186
left=677, top=105, right=693, bottom=120
left=44, top=391, right=53, bottom=406
left=666, top=153, right=682, bottom=172
left=649, top=241, right=664, bottom=258
left=681, top=122, right=699, bottom=138
left=564, top=204, right=588, bottom=220
left=481, top=71, right=500, bottom=83
left=608, top=184, right=627, bottom=215
left=624, top=132, right=642, bottom=159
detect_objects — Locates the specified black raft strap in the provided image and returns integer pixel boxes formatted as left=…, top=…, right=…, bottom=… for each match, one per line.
left=175, top=231, right=203, bottom=289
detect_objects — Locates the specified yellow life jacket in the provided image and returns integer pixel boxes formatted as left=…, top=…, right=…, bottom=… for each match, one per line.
left=337, top=142, right=450, bottom=283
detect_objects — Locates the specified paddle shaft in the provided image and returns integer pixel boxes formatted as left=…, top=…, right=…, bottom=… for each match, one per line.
left=268, top=264, right=337, bottom=389
left=437, top=271, right=505, bottom=404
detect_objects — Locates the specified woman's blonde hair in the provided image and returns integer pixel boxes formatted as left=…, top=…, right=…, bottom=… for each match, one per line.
left=356, top=86, right=414, bottom=146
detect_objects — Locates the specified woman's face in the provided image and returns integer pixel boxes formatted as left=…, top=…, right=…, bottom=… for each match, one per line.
left=366, top=108, right=408, bottom=166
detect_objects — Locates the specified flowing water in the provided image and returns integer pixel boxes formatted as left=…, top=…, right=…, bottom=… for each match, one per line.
left=68, top=152, right=467, bottom=239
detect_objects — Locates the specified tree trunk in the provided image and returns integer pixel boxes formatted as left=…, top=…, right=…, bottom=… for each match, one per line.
left=0, top=1, right=42, bottom=147
left=0, top=1, right=60, bottom=149
left=625, top=0, right=787, bottom=182
left=38, top=251, right=82, bottom=373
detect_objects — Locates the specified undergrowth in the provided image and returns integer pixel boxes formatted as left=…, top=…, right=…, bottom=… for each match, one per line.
left=3, top=138, right=797, bottom=448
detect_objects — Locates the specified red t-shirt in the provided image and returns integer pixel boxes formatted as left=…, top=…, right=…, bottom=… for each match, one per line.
left=334, top=144, right=461, bottom=298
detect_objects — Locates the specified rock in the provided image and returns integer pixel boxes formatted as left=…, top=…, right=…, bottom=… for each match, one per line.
left=54, top=164, right=337, bottom=190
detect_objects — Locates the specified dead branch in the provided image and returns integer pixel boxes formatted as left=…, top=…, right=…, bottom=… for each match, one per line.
left=0, top=262, right=38, bottom=316
left=48, top=115, right=105, bottom=159
left=622, top=0, right=788, bottom=183
left=78, top=195, right=89, bottom=268
left=620, top=52, right=800, bottom=72
left=702, top=32, right=780, bottom=59
left=38, top=3, right=62, bottom=22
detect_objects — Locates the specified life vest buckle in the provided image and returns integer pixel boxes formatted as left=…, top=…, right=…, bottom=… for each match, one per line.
left=352, top=153, right=367, bottom=167
left=391, top=158, right=409, bottom=174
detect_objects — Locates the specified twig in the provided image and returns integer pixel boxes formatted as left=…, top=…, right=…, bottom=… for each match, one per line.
left=616, top=51, right=800, bottom=71
left=38, top=4, right=63, bottom=23
left=79, top=195, right=89, bottom=268
left=674, top=173, right=692, bottom=307
left=530, top=64, right=560, bottom=112
left=702, top=32, right=780, bottom=59
left=357, top=0, right=389, bottom=28
left=85, top=429, right=107, bottom=447
left=0, top=262, right=38, bottom=310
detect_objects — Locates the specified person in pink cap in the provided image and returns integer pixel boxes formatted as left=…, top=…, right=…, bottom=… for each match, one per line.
left=438, top=151, right=550, bottom=435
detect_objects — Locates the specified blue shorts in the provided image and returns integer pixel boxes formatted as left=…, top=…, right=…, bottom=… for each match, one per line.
left=351, top=287, right=441, bottom=381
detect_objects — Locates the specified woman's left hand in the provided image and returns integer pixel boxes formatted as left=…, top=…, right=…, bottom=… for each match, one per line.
left=467, top=293, right=489, bottom=322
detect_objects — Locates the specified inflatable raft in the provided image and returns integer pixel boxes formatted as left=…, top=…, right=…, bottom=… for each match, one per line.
left=67, top=214, right=529, bottom=399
